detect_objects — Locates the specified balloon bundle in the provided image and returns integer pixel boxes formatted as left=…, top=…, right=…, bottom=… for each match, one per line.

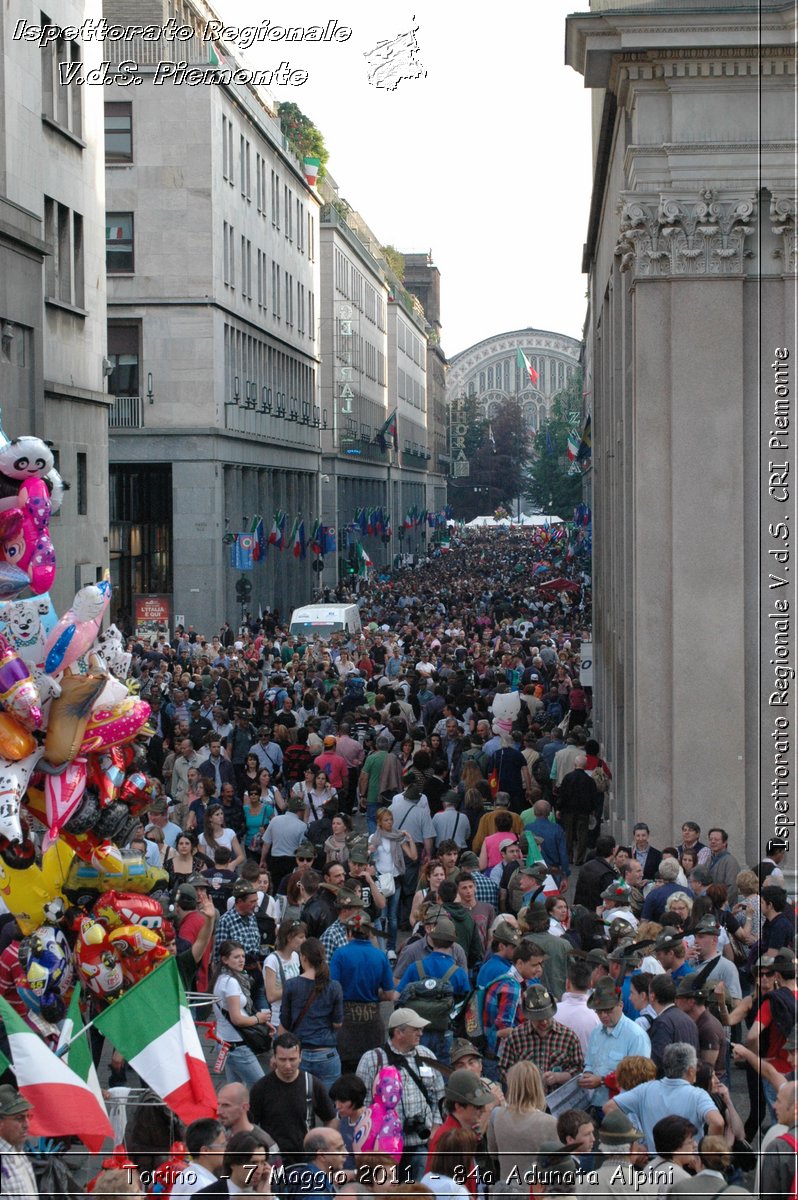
left=0, top=418, right=169, bottom=1017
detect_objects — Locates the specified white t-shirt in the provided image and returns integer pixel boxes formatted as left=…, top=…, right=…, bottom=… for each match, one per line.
left=372, top=834, right=396, bottom=876
left=262, top=950, right=300, bottom=1029
left=213, top=972, right=249, bottom=1043
left=199, top=826, right=236, bottom=858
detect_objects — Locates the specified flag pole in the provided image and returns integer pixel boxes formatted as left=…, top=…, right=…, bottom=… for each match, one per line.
left=54, top=1013, right=99, bottom=1057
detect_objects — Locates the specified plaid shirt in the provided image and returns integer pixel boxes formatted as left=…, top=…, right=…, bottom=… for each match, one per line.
left=357, top=1043, right=444, bottom=1147
left=471, top=869, right=500, bottom=908
left=213, top=908, right=261, bottom=960
left=498, top=1018, right=584, bottom=1081
left=483, top=967, right=523, bottom=1057
left=0, top=1136, right=38, bottom=1198
left=321, top=920, right=348, bottom=959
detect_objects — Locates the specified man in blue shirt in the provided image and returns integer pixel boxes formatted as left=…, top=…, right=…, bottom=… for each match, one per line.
left=578, top=977, right=651, bottom=1110
left=283, top=1128, right=348, bottom=1199
left=329, top=912, right=397, bottom=1072
left=396, top=916, right=470, bottom=1064
left=524, top=799, right=570, bottom=881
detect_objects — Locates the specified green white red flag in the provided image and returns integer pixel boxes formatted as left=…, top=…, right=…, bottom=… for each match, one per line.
left=0, top=994, right=114, bottom=1152
left=94, top=956, right=217, bottom=1126
left=517, top=348, right=538, bottom=386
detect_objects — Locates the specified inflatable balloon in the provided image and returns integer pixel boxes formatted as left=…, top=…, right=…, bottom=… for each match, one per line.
left=0, top=561, right=34, bottom=600
left=94, top=624, right=132, bottom=681
left=93, top=891, right=163, bottom=931
left=43, top=756, right=87, bottom=843
left=352, top=1065, right=403, bottom=1161
left=0, top=748, right=43, bottom=845
left=0, top=633, right=42, bottom=729
left=2, top=477, right=56, bottom=595
left=17, top=925, right=72, bottom=1022
left=0, top=594, right=57, bottom=664
left=75, top=918, right=125, bottom=1003
left=0, top=712, right=36, bottom=760
left=43, top=671, right=107, bottom=766
left=43, top=581, right=111, bottom=674
left=79, top=697, right=151, bottom=756
left=108, top=922, right=168, bottom=987
left=491, top=690, right=521, bottom=723
left=0, top=840, right=74, bottom=934
left=45, top=465, right=68, bottom=514
left=62, top=852, right=168, bottom=902
left=0, top=436, right=54, bottom=483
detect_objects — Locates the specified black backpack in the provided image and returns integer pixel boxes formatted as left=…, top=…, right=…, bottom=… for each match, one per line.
left=396, top=961, right=458, bottom=1032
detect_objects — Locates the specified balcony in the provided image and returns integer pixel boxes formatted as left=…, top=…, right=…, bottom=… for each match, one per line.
left=109, top=395, right=144, bottom=429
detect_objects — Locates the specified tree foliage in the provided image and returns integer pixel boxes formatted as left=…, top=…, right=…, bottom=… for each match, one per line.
left=448, top=398, right=533, bottom=521
left=277, top=103, right=329, bottom=177
left=382, top=245, right=405, bottom=281
left=524, top=371, right=585, bottom=518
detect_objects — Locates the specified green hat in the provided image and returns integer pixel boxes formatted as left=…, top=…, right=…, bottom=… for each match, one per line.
left=522, top=983, right=556, bottom=1021
left=348, top=845, right=370, bottom=865
left=295, top=842, right=316, bottom=860
left=492, top=920, right=521, bottom=947
left=430, top=916, right=457, bottom=944
left=601, top=882, right=632, bottom=902
left=335, top=888, right=364, bottom=910
left=675, top=973, right=712, bottom=1001
left=587, top=979, right=622, bottom=1011
left=450, top=1038, right=483, bottom=1066
left=445, top=1069, right=495, bottom=1107
left=0, top=1085, right=31, bottom=1116
left=599, top=1111, right=644, bottom=1145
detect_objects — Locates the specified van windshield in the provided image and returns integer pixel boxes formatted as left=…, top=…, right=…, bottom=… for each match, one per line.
left=289, top=621, right=343, bottom=639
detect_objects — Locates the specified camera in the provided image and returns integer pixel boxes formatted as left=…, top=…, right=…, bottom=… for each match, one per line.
left=403, top=1115, right=431, bottom=1140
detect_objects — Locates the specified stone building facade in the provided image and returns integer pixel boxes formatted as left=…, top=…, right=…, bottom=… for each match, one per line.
left=566, top=0, right=797, bottom=863
left=104, top=0, right=321, bottom=633
left=0, top=0, right=110, bottom=612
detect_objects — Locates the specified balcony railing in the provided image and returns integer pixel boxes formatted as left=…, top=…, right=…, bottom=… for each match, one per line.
left=109, top=395, right=144, bottom=429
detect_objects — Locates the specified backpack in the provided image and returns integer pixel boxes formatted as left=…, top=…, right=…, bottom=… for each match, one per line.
left=532, top=757, right=550, bottom=786
left=462, top=970, right=515, bottom=1050
left=591, top=766, right=610, bottom=793
left=397, top=961, right=458, bottom=1032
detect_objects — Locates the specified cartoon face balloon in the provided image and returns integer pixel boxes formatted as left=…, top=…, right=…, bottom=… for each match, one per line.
left=75, top=918, right=125, bottom=1003
left=0, top=437, right=54, bottom=481
left=17, top=925, right=73, bottom=1021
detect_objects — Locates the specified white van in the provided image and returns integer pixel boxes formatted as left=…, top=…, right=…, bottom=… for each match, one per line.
left=289, top=603, right=362, bottom=641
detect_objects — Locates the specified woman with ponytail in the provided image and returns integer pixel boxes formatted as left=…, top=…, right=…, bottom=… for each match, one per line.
left=279, top=936, right=344, bottom=1091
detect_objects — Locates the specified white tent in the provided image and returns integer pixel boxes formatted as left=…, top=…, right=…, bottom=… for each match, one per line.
left=464, top=513, right=564, bottom=528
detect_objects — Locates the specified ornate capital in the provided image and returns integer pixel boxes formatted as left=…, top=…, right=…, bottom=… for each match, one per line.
left=769, top=195, right=797, bottom=274
left=615, top=189, right=756, bottom=277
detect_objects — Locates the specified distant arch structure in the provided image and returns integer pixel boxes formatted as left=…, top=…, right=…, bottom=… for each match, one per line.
left=447, top=327, right=582, bottom=430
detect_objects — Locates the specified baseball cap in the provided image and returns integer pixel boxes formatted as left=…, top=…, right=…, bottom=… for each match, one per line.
left=323, top=736, right=337, bottom=748
left=523, top=983, right=556, bottom=1021
left=450, top=1039, right=483, bottom=1066
left=0, top=1085, right=31, bottom=1116
left=232, top=880, right=257, bottom=899
left=388, top=1007, right=429, bottom=1030
left=445, top=1069, right=495, bottom=1107
left=498, top=837, right=519, bottom=853
left=492, top=920, right=521, bottom=947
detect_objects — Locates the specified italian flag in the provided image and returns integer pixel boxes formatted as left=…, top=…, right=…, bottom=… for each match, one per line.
left=356, top=542, right=372, bottom=575
left=567, top=430, right=581, bottom=462
left=303, top=156, right=321, bottom=186
left=517, top=348, right=539, bottom=386
left=0, top=994, right=114, bottom=1152
left=94, top=957, right=217, bottom=1126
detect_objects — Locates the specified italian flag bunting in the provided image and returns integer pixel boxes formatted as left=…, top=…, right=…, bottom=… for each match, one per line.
left=268, top=510, right=284, bottom=546
left=567, top=430, right=581, bottom=462
left=517, top=348, right=539, bottom=386
left=356, top=542, right=373, bottom=576
left=94, top=956, right=217, bottom=1126
left=0, top=994, right=114, bottom=1152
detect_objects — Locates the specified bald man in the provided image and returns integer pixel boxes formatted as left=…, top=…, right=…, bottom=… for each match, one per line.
left=759, top=1081, right=798, bottom=1199
left=216, top=1082, right=276, bottom=1154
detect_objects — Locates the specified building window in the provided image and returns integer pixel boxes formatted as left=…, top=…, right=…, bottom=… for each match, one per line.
left=41, top=13, right=82, bottom=137
left=308, top=291, right=315, bottom=340
left=308, top=212, right=315, bottom=261
left=76, top=452, right=87, bottom=515
left=284, top=186, right=293, bottom=241
left=104, top=102, right=132, bottom=162
left=296, top=199, right=304, bottom=252
left=44, top=196, right=84, bottom=307
left=285, top=273, right=293, bottom=326
left=241, top=237, right=252, bottom=299
left=272, top=262, right=280, bottom=317
left=271, top=171, right=280, bottom=229
left=223, top=221, right=235, bottom=287
left=222, top=115, right=234, bottom=184
left=107, top=324, right=139, bottom=395
left=240, top=136, right=251, bottom=199
left=106, top=212, right=134, bottom=273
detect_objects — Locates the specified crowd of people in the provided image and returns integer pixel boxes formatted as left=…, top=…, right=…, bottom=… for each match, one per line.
left=0, top=530, right=794, bottom=1198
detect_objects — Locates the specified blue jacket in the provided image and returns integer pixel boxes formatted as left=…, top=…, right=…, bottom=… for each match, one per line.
left=526, top=817, right=571, bottom=877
